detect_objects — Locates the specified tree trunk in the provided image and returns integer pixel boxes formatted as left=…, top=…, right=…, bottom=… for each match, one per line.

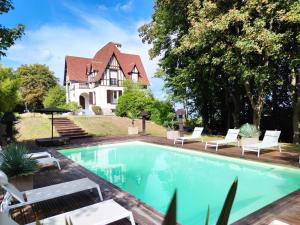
left=231, top=93, right=240, bottom=128
left=291, top=67, right=300, bottom=144
left=244, top=81, right=265, bottom=129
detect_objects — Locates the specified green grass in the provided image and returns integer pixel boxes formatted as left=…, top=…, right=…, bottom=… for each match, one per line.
left=16, top=113, right=58, bottom=141
left=69, top=115, right=166, bottom=137
left=15, top=114, right=300, bottom=153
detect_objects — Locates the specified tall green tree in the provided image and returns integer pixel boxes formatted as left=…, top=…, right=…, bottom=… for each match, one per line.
left=43, top=85, right=66, bottom=108
left=16, top=64, right=58, bottom=109
left=0, top=0, right=24, bottom=57
left=140, top=0, right=300, bottom=133
left=0, top=65, right=19, bottom=114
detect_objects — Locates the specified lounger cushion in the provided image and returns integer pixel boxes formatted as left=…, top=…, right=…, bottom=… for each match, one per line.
left=0, top=170, right=8, bottom=186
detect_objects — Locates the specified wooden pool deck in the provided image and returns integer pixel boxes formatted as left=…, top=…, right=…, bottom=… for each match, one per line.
left=2, top=135, right=300, bottom=225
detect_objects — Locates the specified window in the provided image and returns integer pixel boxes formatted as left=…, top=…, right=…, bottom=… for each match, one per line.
left=110, top=70, right=118, bottom=86
left=131, top=72, right=138, bottom=82
left=107, top=90, right=122, bottom=104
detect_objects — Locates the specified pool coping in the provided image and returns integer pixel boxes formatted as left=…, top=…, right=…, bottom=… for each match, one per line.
left=44, top=136, right=300, bottom=225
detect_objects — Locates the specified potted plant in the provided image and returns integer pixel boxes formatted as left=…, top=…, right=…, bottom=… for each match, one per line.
left=0, top=143, right=39, bottom=191
left=239, top=123, right=260, bottom=146
left=127, top=109, right=139, bottom=135
left=164, top=112, right=179, bottom=140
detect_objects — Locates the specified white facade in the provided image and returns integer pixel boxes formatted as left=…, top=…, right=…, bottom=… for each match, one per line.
left=66, top=55, right=131, bottom=115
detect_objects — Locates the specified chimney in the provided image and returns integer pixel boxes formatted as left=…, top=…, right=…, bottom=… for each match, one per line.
left=113, top=42, right=122, bottom=49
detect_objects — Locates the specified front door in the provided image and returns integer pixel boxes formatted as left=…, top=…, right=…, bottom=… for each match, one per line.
left=79, top=95, right=85, bottom=109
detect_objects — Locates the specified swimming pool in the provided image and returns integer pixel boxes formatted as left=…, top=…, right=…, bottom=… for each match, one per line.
left=59, top=141, right=300, bottom=225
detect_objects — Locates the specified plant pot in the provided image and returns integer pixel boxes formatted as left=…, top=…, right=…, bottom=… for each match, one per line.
left=240, top=137, right=259, bottom=146
left=128, top=127, right=139, bottom=135
left=10, top=174, right=34, bottom=191
left=167, top=130, right=180, bottom=140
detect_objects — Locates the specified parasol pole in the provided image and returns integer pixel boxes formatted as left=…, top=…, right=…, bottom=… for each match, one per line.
left=51, top=112, right=54, bottom=139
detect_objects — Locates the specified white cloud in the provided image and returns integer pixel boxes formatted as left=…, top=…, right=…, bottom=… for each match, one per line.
left=3, top=5, right=165, bottom=99
left=115, top=0, right=133, bottom=12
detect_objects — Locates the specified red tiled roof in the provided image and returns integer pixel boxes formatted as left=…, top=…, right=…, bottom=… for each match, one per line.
left=64, top=42, right=149, bottom=85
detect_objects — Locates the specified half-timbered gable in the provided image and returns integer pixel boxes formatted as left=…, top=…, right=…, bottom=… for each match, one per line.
left=64, top=42, right=149, bottom=115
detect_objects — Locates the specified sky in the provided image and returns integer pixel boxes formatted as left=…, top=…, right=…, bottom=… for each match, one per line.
left=1, top=0, right=166, bottom=99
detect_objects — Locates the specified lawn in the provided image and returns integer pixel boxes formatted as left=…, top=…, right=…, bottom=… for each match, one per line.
left=16, top=113, right=58, bottom=141
left=69, top=115, right=166, bottom=137
left=15, top=113, right=300, bottom=153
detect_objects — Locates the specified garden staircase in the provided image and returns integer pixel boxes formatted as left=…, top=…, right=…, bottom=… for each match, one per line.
left=52, top=117, right=91, bottom=139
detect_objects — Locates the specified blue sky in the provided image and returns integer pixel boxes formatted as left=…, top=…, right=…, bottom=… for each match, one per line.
left=1, top=0, right=165, bottom=98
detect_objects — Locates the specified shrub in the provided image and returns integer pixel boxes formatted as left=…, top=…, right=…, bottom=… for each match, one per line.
left=240, top=123, right=260, bottom=138
left=149, top=100, right=173, bottom=125
left=43, top=85, right=65, bottom=108
left=163, top=112, right=177, bottom=130
left=64, top=101, right=80, bottom=112
left=116, top=91, right=153, bottom=116
left=0, top=143, right=38, bottom=177
left=92, top=105, right=102, bottom=115
left=127, top=109, right=140, bottom=127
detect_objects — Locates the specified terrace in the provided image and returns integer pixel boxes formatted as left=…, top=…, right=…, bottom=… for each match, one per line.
left=3, top=135, right=299, bottom=225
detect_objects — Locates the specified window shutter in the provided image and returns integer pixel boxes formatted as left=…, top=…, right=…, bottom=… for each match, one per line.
left=93, top=92, right=96, bottom=105
left=89, top=92, right=93, bottom=104
left=118, top=91, right=122, bottom=97
left=107, top=90, right=111, bottom=103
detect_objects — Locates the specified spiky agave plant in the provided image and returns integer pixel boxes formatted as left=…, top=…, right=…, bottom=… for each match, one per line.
left=239, top=123, right=259, bottom=138
left=163, top=179, right=238, bottom=225
left=0, top=143, right=38, bottom=178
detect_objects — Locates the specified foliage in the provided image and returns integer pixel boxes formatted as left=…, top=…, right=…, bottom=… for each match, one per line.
left=64, top=102, right=80, bottom=112
left=16, top=64, right=58, bottom=110
left=0, top=0, right=24, bottom=57
left=43, top=85, right=66, bottom=108
left=163, top=179, right=238, bottom=225
left=0, top=143, right=38, bottom=177
left=239, top=123, right=260, bottom=138
left=149, top=100, right=173, bottom=126
left=127, top=109, right=140, bottom=127
left=91, top=105, right=102, bottom=115
left=0, top=65, right=20, bottom=114
left=139, top=0, right=300, bottom=139
left=163, top=112, right=177, bottom=130
left=116, top=90, right=153, bottom=117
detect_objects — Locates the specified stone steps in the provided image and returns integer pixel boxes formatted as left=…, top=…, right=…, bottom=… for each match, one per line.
left=52, top=117, right=92, bottom=139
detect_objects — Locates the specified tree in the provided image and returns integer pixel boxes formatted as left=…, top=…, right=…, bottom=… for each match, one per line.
left=116, top=91, right=153, bottom=117
left=43, top=85, right=66, bottom=108
left=140, top=0, right=300, bottom=135
left=0, top=65, right=19, bottom=114
left=0, top=0, right=24, bottom=57
left=16, top=64, right=58, bottom=109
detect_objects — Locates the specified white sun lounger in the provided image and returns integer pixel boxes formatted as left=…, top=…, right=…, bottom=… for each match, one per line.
left=26, top=199, right=135, bottom=225
left=0, top=199, right=136, bottom=225
left=174, top=127, right=204, bottom=145
left=0, top=172, right=103, bottom=213
left=0, top=146, right=51, bottom=159
left=242, top=130, right=281, bottom=158
left=205, top=129, right=240, bottom=151
left=36, top=157, right=61, bottom=170
left=26, top=151, right=52, bottom=159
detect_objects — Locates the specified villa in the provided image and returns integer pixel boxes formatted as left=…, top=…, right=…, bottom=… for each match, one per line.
left=64, top=42, right=149, bottom=115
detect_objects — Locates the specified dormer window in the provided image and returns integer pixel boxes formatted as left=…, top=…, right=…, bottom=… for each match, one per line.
left=131, top=66, right=139, bottom=82
left=88, top=70, right=96, bottom=82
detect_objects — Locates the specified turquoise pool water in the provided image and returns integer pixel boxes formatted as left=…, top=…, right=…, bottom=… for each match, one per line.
left=59, top=141, right=300, bottom=225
